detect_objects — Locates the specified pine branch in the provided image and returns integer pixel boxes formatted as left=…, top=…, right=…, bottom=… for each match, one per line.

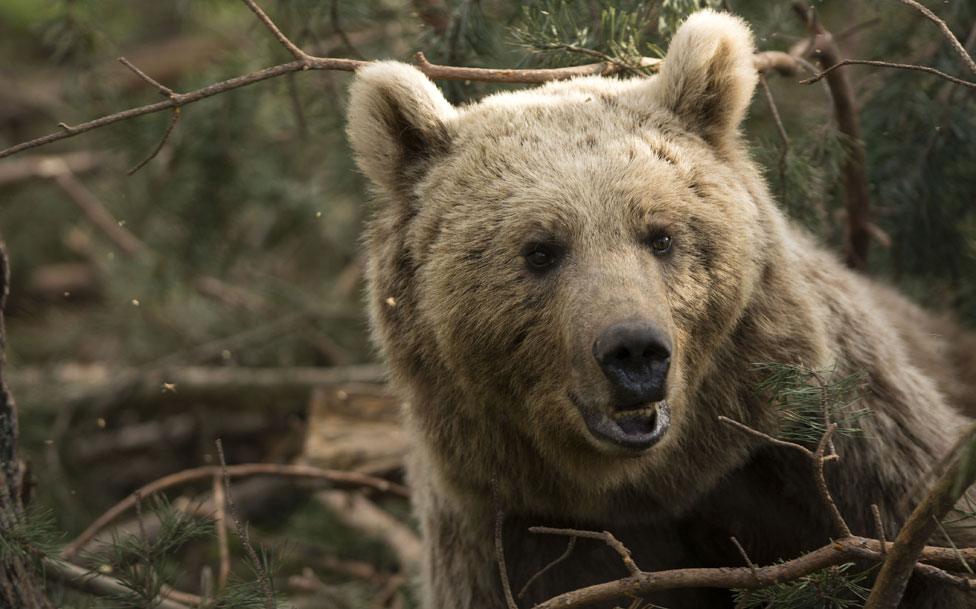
left=216, top=439, right=276, bottom=609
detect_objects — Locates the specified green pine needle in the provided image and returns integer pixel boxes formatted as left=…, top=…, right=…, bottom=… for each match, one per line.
left=754, top=362, right=870, bottom=448
left=509, top=1, right=663, bottom=72
left=657, top=0, right=723, bottom=39
left=733, top=562, right=872, bottom=609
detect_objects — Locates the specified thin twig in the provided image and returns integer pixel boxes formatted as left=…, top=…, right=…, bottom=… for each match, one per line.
left=127, top=107, right=181, bottom=176
left=241, top=0, right=308, bottom=61
left=800, top=59, right=976, bottom=89
left=528, top=42, right=651, bottom=77
left=720, top=415, right=851, bottom=538
left=212, top=473, right=231, bottom=590
left=758, top=75, right=789, bottom=202
left=809, top=370, right=836, bottom=457
left=517, top=537, right=576, bottom=600
left=872, top=504, right=887, bottom=557
left=495, top=510, right=519, bottom=609
left=813, top=423, right=851, bottom=537
left=216, top=439, right=276, bottom=609
left=529, top=527, right=641, bottom=577
left=730, top=536, right=759, bottom=583
left=117, top=57, right=183, bottom=175
left=118, top=57, right=177, bottom=97
left=717, top=416, right=812, bottom=458
left=898, top=0, right=976, bottom=75
left=60, top=462, right=408, bottom=560
left=933, top=516, right=974, bottom=575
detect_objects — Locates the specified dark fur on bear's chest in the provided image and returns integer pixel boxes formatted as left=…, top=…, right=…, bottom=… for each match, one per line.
left=503, top=446, right=976, bottom=608
left=501, top=447, right=842, bottom=609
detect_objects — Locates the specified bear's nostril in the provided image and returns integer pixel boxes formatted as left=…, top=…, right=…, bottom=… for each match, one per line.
left=593, top=320, right=672, bottom=408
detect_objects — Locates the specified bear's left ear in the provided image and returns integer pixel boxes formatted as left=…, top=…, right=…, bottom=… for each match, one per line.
left=652, top=10, right=758, bottom=147
left=346, top=61, right=457, bottom=202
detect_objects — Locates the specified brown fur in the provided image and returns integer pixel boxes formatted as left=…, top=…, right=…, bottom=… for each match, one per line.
left=347, top=10, right=976, bottom=608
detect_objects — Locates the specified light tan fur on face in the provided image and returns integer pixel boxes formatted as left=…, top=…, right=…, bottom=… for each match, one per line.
left=347, top=10, right=976, bottom=609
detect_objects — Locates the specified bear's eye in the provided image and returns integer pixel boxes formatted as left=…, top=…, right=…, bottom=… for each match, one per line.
left=523, top=243, right=562, bottom=273
left=648, top=234, right=673, bottom=255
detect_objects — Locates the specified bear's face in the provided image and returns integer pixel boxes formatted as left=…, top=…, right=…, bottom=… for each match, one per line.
left=349, top=11, right=769, bottom=504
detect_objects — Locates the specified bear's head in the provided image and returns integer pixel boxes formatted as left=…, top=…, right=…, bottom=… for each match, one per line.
left=348, top=11, right=783, bottom=515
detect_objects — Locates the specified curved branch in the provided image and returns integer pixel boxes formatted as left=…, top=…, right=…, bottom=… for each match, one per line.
left=898, top=0, right=976, bottom=75
left=60, top=462, right=409, bottom=560
left=800, top=59, right=976, bottom=89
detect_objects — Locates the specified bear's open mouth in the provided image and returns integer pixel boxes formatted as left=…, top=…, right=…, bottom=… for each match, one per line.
left=570, top=395, right=671, bottom=453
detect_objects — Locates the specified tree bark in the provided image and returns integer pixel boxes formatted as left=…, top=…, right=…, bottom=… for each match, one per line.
left=0, top=240, right=54, bottom=609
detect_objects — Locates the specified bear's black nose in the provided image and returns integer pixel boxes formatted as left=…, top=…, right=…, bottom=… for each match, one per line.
left=593, top=321, right=671, bottom=410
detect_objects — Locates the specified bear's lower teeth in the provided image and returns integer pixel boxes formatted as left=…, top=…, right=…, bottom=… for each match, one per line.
left=610, top=404, right=658, bottom=421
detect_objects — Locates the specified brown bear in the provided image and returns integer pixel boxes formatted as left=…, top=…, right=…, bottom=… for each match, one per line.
left=346, top=10, right=976, bottom=609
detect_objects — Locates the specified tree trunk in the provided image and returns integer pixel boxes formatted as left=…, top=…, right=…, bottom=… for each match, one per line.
left=0, top=240, right=54, bottom=609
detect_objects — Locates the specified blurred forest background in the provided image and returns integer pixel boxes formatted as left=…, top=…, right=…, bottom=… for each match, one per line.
left=0, top=0, right=974, bottom=607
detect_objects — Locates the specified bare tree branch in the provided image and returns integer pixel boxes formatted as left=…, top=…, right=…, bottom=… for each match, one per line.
left=792, top=1, right=872, bottom=271
left=118, top=57, right=178, bottom=98
left=865, top=423, right=976, bottom=609
left=529, top=527, right=641, bottom=577
left=60, top=462, right=408, bottom=560
left=127, top=107, right=181, bottom=176
left=0, top=0, right=799, bottom=162
left=800, top=59, right=976, bottom=89
left=529, top=535, right=976, bottom=609
left=241, top=0, right=308, bottom=61
left=758, top=75, right=790, bottom=201
left=42, top=558, right=191, bottom=609
left=898, top=0, right=976, bottom=75
left=872, top=503, right=888, bottom=557
left=517, top=537, right=576, bottom=600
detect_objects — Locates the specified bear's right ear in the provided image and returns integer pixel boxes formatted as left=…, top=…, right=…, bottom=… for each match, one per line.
left=346, top=62, right=456, bottom=202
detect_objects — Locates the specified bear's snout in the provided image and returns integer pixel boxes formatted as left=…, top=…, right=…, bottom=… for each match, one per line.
left=593, top=320, right=672, bottom=410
